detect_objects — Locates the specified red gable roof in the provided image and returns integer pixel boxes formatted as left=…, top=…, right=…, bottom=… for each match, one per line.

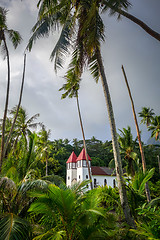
left=91, top=166, right=116, bottom=176
left=76, top=148, right=91, bottom=161
left=66, top=151, right=77, bottom=163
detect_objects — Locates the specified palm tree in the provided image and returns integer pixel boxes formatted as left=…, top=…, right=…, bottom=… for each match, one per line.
left=122, top=65, right=151, bottom=202
left=9, top=106, right=40, bottom=148
left=28, top=0, right=135, bottom=227
left=118, top=126, right=138, bottom=177
left=59, top=70, right=93, bottom=189
left=148, top=116, right=160, bottom=140
left=3, top=54, right=27, bottom=158
left=0, top=6, right=22, bottom=171
left=36, top=126, right=53, bottom=176
left=139, top=107, right=155, bottom=127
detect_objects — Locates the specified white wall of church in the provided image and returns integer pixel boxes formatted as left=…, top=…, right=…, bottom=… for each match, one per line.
left=92, top=175, right=117, bottom=188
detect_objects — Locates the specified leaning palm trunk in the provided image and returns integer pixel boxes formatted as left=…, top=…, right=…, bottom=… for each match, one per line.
left=76, top=95, right=93, bottom=190
left=114, top=8, right=160, bottom=42
left=121, top=65, right=151, bottom=202
left=3, top=54, right=27, bottom=158
left=96, top=49, right=135, bottom=227
left=0, top=36, right=10, bottom=172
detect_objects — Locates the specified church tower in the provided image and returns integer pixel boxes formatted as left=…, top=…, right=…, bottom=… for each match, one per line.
left=66, top=151, right=77, bottom=187
left=76, top=148, right=92, bottom=188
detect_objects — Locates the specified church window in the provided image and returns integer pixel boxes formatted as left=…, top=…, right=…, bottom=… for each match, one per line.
left=113, top=179, right=116, bottom=188
left=79, top=175, right=81, bottom=179
left=77, top=161, right=81, bottom=168
left=86, top=175, right=88, bottom=179
left=104, top=179, right=107, bottom=186
left=72, top=163, right=76, bottom=168
left=68, top=176, right=70, bottom=180
left=94, top=178, right=97, bottom=188
left=83, top=160, right=87, bottom=167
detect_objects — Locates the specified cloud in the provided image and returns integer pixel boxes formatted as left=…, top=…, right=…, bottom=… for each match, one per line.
left=0, top=0, right=160, bottom=143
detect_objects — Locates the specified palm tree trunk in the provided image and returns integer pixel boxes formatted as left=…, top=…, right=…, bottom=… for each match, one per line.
left=3, top=54, right=27, bottom=157
left=96, top=49, right=135, bottom=228
left=46, top=151, right=48, bottom=176
left=76, top=95, right=93, bottom=190
left=115, top=8, right=160, bottom=42
left=0, top=36, right=10, bottom=172
left=121, top=65, right=151, bottom=202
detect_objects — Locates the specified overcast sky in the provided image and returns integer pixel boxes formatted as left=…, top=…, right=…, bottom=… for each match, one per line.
left=0, top=0, right=160, bottom=143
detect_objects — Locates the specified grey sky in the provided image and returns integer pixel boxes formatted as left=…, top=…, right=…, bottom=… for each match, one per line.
left=0, top=0, right=160, bottom=143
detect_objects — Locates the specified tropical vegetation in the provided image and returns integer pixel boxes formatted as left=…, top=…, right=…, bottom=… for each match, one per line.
left=0, top=1, right=160, bottom=239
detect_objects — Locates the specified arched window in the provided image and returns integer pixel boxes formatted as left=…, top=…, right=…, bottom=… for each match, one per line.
left=94, top=179, right=97, bottom=188
left=113, top=179, right=116, bottom=188
left=104, top=179, right=107, bottom=186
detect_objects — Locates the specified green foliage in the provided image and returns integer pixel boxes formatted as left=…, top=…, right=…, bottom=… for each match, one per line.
left=131, top=205, right=160, bottom=239
left=0, top=213, right=31, bottom=240
left=29, top=183, right=116, bottom=239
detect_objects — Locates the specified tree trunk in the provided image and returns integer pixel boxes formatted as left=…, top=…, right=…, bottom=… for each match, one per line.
left=3, top=54, right=27, bottom=157
left=96, top=49, right=135, bottom=228
left=121, top=65, right=151, bottom=202
left=116, top=8, right=160, bottom=42
left=76, top=95, right=93, bottom=190
left=0, top=36, right=10, bottom=172
left=46, top=151, right=48, bottom=176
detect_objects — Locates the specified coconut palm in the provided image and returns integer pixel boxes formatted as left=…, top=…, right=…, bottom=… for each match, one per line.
left=139, top=107, right=155, bottom=127
left=148, top=116, right=160, bottom=141
left=0, top=6, right=22, bottom=171
left=118, top=126, right=138, bottom=177
left=3, top=54, right=27, bottom=158
left=122, top=65, right=151, bottom=202
left=28, top=0, right=135, bottom=227
left=59, top=70, right=93, bottom=189
left=9, top=106, right=40, bottom=148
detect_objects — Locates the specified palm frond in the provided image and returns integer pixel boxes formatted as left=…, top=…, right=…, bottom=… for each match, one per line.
left=26, top=113, right=40, bottom=125
left=0, top=213, right=31, bottom=240
left=27, top=15, right=59, bottom=51
left=101, top=0, right=131, bottom=13
left=50, top=16, right=74, bottom=70
left=7, top=29, right=22, bottom=48
left=0, top=7, right=8, bottom=28
left=88, top=53, right=100, bottom=83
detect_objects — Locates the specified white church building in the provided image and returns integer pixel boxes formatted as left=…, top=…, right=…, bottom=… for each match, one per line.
left=66, top=148, right=117, bottom=189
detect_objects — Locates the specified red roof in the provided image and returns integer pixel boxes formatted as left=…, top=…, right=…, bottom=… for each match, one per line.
left=76, top=148, right=91, bottom=161
left=66, top=151, right=77, bottom=163
left=91, top=167, right=116, bottom=176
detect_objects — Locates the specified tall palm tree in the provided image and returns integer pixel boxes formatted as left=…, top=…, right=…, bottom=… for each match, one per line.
left=139, top=107, right=155, bottom=127
left=121, top=65, right=151, bottom=202
left=148, top=116, right=160, bottom=141
left=27, top=0, right=135, bottom=227
left=0, top=6, right=22, bottom=171
left=3, top=54, right=27, bottom=158
left=59, top=70, right=93, bottom=189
